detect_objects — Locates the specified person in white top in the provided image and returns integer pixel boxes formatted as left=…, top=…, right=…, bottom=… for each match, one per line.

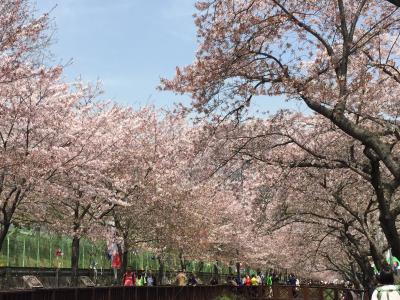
left=371, top=267, right=400, bottom=300
left=256, top=273, right=262, bottom=285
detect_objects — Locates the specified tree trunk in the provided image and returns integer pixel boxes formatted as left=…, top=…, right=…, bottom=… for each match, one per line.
left=179, top=251, right=185, bottom=271
left=228, top=265, right=233, bottom=275
left=71, top=236, right=80, bottom=286
left=368, top=154, right=400, bottom=258
left=0, top=188, right=24, bottom=251
left=236, top=262, right=241, bottom=279
left=357, top=255, right=375, bottom=290
left=0, top=222, right=11, bottom=251
left=120, top=236, right=129, bottom=276
left=118, top=245, right=128, bottom=276
left=379, top=212, right=400, bottom=258
left=157, top=256, right=166, bottom=285
left=370, top=241, right=383, bottom=271
left=213, top=261, right=220, bottom=281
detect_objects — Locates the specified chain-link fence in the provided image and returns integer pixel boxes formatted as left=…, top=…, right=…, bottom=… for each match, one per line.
left=0, top=228, right=108, bottom=269
left=0, top=229, right=232, bottom=274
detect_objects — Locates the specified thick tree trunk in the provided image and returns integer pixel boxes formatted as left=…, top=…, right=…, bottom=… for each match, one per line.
left=118, top=245, right=128, bottom=276
left=379, top=213, right=400, bottom=258
left=120, top=236, right=129, bottom=276
left=368, top=154, right=400, bottom=259
left=236, top=262, right=241, bottom=279
left=0, top=187, right=25, bottom=251
left=71, top=236, right=80, bottom=286
left=356, top=255, right=375, bottom=291
left=0, top=222, right=11, bottom=251
left=157, top=256, right=166, bottom=285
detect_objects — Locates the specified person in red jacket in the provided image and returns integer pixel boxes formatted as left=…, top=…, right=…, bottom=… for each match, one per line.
left=122, top=267, right=135, bottom=286
left=111, top=251, right=121, bottom=282
left=243, top=274, right=251, bottom=286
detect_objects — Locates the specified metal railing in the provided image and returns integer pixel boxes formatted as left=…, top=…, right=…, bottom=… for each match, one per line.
left=0, top=285, right=366, bottom=300
left=0, top=267, right=232, bottom=289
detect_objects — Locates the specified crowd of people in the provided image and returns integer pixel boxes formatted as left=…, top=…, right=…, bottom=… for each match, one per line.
left=230, top=272, right=298, bottom=287
left=118, top=264, right=400, bottom=300
left=115, top=254, right=400, bottom=300
left=121, top=267, right=156, bottom=287
left=121, top=267, right=300, bottom=288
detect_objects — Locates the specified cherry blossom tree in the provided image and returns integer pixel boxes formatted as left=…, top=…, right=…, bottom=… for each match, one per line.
left=46, top=104, right=153, bottom=281
left=262, top=166, right=382, bottom=287
left=102, top=108, right=166, bottom=275
left=0, top=0, right=51, bottom=80
left=11, top=84, right=131, bottom=283
left=0, top=0, right=58, bottom=249
left=0, top=2, right=140, bottom=283
left=124, top=113, right=215, bottom=270
left=162, top=0, right=400, bottom=259
left=183, top=111, right=391, bottom=286
left=95, top=109, right=213, bottom=277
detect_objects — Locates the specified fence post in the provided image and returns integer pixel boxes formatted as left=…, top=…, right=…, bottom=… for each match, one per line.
left=49, top=240, right=52, bottom=267
left=6, top=236, right=10, bottom=267
left=56, top=268, right=59, bottom=288
left=82, top=243, right=85, bottom=268
left=36, top=236, right=40, bottom=267
left=288, top=285, right=294, bottom=300
left=61, top=242, right=64, bottom=268
left=273, top=284, right=279, bottom=300
left=135, top=253, right=137, bottom=271
left=318, top=287, right=324, bottom=300
left=303, top=287, right=309, bottom=300
left=334, top=288, right=339, bottom=300
left=22, top=238, right=26, bottom=267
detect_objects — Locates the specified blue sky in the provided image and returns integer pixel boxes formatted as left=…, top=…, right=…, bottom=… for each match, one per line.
left=35, top=0, right=306, bottom=114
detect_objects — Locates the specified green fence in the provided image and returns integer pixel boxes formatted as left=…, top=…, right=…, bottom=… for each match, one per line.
left=0, top=228, right=108, bottom=269
left=0, top=228, right=231, bottom=274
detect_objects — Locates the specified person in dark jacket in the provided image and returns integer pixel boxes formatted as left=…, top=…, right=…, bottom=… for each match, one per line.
left=187, top=273, right=198, bottom=286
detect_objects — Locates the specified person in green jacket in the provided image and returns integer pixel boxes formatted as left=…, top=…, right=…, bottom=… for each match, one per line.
left=265, top=273, right=273, bottom=298
left=136, top=273, right=144, bottom=286
left=266, top=274, right=273, bottom=286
